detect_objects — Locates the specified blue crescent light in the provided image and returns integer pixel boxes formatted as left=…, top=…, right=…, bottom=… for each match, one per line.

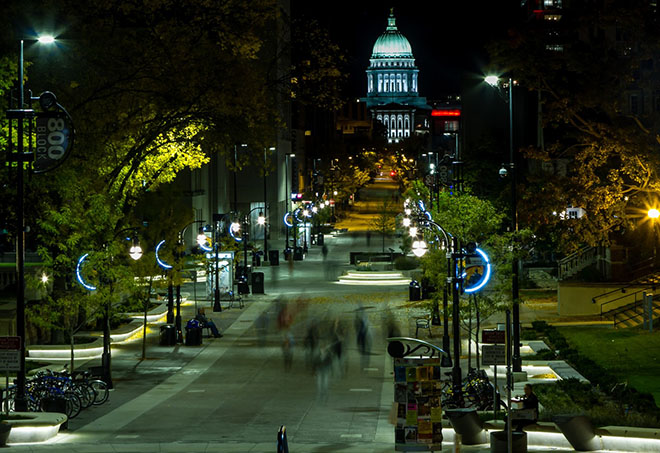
left=425, top=211, right=432, bottom=220
left=229, top=223, right=242, bottom=242
left=76, top=253, right=97, bottom=291
left=155, top=240, right=173, bottom=270
left=418, top=200, right=426, bottom=212
left=283, top=212, right=293, bottom=228
left=294, top=208, right=304, bottom=221
left=463, top=248, right=491, bottom=293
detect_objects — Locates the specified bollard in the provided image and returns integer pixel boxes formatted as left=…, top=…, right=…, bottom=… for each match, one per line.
left=277, top=425, right=289, bottom=453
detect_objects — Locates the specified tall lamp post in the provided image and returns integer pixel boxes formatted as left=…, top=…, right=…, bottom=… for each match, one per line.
left=173, top=221, right=208, bottom=343
left=649, top=208, right=659, bottom=267
left=76, top=228, right=143, bottom=389
left=9, top=35, right=62, bottom=411
left=486, top=75, right=522, bottom=372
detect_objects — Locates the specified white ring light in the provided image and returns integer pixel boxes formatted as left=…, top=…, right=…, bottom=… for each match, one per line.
left=463, top=248, right=492, bottom=293
left=198, top=237, right=213, bottom=252
left=155, top=240, right=173, bottom=270
left=76, top=253, right=97, bottom=291
left=283, top=212, right=293, bottom=228
left=229, top=223, right=242, bottom=242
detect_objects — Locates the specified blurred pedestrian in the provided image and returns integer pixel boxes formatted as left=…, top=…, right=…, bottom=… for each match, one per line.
left=304, top=319, right=320, bottom=372
left=315, top=348, right=332, bottom=403
left=355, top=307, right=372, bottom=369
left=282, top=331, right=294, bottom=371
left=255, top=310, right=269, bottom=347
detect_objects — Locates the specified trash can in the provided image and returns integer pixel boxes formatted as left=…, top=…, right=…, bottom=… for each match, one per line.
left=238, top=278, right=250, bottom=295
left=269, top=250, right=279, bottom=266
left=409, top=280, right=421, bottom=301
left=317, top=232, right=324, bottom=246
left=185, top=319, right=203, bottom=346
left=159, top=324, right=176, bottom=346
left=294, top=246, right=304, bottom=261
left=252, top=272, right=264, bottom=294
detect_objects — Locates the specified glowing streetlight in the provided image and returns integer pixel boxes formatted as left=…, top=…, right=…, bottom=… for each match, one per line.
left=129, top=239, right=143, bottom=261
left=402, top=217, right=411, bottom=227
left=648, top=208, right=659, bottom=219
left=409, top=226, right=418, bottom=237
left=257, top=212, right=266, bottom=225
left=40, top=273, right=49, bottom=284
left=485, top=75, right=499, bottom=86
left=412, top=239, right=428, bottom=257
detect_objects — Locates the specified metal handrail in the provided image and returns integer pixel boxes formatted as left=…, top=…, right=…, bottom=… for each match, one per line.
left=598, top=287, right=650, bottom=317
left=612, top=299, right=642, bottom=328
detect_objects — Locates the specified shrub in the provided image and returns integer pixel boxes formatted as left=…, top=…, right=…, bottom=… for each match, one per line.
left=394, top=256, right=419, bottom=270
left=531, top=320, right=549, bottom=332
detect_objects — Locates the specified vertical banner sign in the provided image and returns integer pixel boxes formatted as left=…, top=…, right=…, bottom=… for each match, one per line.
left=206, top=251, right=234, bottom=301
left=33, top=109, right=74, bottom=173
left=393, top=357, right=443, bottom=451
left=0, top=337, right=21, bottom=372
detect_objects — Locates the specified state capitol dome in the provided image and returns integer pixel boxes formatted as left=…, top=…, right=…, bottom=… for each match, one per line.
left=371, top=11, right=413, bottom=58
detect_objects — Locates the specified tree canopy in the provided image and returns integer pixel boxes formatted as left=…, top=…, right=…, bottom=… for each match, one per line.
left=488, top=1, right=660, bottom=253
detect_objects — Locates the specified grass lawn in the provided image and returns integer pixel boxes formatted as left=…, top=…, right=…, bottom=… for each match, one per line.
left=558, top=326, right=660, bottom=405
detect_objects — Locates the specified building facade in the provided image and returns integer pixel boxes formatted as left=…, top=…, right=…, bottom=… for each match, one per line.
left=364, top=10, right=430, bottom=143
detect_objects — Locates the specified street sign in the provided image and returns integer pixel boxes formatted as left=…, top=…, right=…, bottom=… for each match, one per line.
left=0, top=337, right=21, bottom=372
left=33, top=108, right=74, bottom=174
left=481, top=344, right=506, bottom=366
left=482, top=329, right=505, bottom=344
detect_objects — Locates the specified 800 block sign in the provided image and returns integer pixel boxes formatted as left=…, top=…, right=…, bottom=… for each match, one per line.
left=34, top=111, right=72, bottom=173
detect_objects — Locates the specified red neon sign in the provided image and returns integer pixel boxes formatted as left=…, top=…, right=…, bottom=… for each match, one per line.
left=431, top=109, right=461, bottom=117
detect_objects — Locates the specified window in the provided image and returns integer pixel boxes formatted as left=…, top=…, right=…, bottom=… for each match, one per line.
left=403, top=75, right=408, bottom=92
left=384, top=74, right=389, bottom=92
left=396, top=74, right=401, bottom=92
left=444, top=121, right=459, bottom=132
left=378, top=74, right=383, bottom=92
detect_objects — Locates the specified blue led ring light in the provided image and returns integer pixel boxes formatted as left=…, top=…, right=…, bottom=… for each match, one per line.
left=76, top=253, right=97, bottom=291
left=283, top=212, right=293, bottom=228
left=463, top=248, right=491, bottom=293
left=155, top=240, right=173, bottom=270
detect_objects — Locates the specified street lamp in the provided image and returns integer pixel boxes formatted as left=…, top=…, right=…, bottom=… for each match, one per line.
left=649, top=208, right=659, bottom=267
left=9, top=35, right=59, bottom=411
left=76, top=227, right=143, bottom=389
left=172, top=221, right=207, bottom=343
left=485, top=74, right=522, bottom=372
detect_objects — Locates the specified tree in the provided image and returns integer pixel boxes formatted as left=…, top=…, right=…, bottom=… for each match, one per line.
left=488, top=1, right=660, bottom=253
left=369, top=199, right=397, bottom=253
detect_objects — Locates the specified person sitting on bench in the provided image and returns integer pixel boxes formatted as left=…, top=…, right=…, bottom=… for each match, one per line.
left=195, top=308, right=222, bottom=338
left=510, top=383, right=539, bottom=432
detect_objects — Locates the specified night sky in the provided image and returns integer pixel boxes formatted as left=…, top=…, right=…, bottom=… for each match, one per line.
left=293, top=0, right=521, bottom=100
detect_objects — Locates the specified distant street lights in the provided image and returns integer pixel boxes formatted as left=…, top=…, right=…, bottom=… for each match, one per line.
left=485, top=74, right=522, bottom=373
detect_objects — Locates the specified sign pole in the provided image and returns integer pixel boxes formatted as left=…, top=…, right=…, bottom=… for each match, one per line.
left=493, top=365, right=497, bottom=422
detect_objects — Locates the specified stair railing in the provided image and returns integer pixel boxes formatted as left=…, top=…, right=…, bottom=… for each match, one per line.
left=558, top=246, right=598, bottom=280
